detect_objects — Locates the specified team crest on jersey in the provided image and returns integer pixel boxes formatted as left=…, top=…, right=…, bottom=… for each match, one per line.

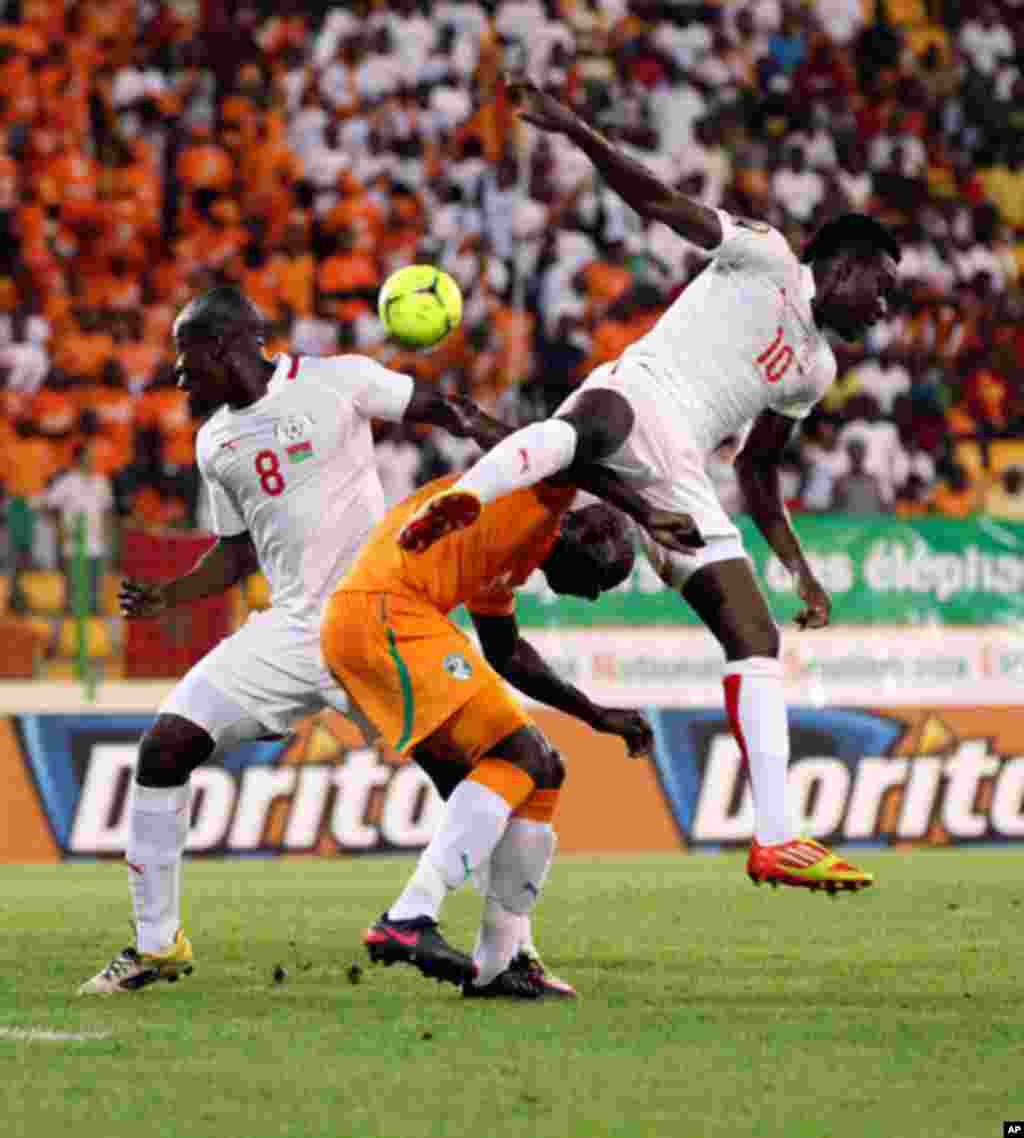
left=443, top=653, right=473, bottom=681
left=276, top=414, right=316, bottom=464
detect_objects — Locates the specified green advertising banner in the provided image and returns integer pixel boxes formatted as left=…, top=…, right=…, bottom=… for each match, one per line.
left=504, top=516, right=1024, bottom=628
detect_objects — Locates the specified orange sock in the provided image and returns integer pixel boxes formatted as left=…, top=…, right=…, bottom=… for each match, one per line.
left=468, top=758, right=535, bottom=812
left=512, top=788, right=560, bottom=824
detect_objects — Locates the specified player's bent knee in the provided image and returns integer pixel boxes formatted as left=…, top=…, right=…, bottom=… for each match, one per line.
left=487, top=726, right=552, bottom=788
left=544, top=747, right=566, bottom=790
left=136, top=714, right=216, bottom=788
left=746, top=622, right=780, bottom=660
left=560, top=389, right=633, bottom=463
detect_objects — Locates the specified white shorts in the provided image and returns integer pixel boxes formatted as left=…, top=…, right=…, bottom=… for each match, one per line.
left=158, top=606, right=350, bottom=748
left=557, top=360, right=748, bottom=588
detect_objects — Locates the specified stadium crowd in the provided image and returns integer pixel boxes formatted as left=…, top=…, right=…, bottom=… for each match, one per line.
left=1, top=0, right=1023, bottom=626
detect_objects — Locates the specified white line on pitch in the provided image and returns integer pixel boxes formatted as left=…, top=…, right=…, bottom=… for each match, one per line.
left=0, top=1027, right=111, bottom=1042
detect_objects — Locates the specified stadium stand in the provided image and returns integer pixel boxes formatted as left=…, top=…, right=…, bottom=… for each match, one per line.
left=0, top=0, right=1021, bottom=675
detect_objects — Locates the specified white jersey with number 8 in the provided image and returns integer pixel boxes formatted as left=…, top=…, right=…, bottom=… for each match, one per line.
left=195, top=353, right=414, bottom=626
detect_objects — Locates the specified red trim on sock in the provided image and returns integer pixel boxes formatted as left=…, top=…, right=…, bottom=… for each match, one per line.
left=286, top=355, right=301, bottom=379
left=723, top=674, right=750, bottom=773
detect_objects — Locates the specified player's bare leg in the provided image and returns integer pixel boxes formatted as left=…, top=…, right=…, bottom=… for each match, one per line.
left=682, top=559, right=873, bottom=893
left=79, top=716, right=211, bottom=994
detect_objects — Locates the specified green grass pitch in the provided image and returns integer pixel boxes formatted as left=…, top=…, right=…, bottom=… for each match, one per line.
left=2, top=850, right=1021, bottom=1138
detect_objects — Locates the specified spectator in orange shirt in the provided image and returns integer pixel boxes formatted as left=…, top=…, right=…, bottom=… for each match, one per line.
left=134, top=368, right=195, bottom=471
left=1, top=421, right=60, bottom=582
left=317, top=226, right=380, bottom=322
left=932, top=463, right=980, bottom=518
left=53, top=309, right=116, bottom=383
left=28, top=372, right=80, bottom=469
left=322, top=173, right=385, bottom=247
left=82, top=254, right=144, bottom=314
left=235, top=237, right=285, bottom=324
left=182, top=190, right=248, bottom=272
left=580, top=241, right=636, bottom=321
left=175, top=124, right=235, bottom=194
left=947, top=364, right=1012, bottom=437
left=112, top=312, right=163, bottom=395
left=80, top=359, right=135, bottom=475
left=277, top=213, right=315, bottom=319
left=577, top=283, right=665, bottom=376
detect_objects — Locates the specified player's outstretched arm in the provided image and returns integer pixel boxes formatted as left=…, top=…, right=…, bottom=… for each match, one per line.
left=507, top=76, right=722, bottom=249
left=119, top=532, right=259, bottom=617
left=734, top=410, right=831, bottom=630
left=471, top=611, right=654, bottom=756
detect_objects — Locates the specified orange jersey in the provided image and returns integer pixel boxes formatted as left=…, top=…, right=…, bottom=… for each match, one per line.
left=337, top=476, right=575, bottom=617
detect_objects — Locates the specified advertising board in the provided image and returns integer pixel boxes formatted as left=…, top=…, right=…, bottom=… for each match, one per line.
left=4, top=688, right=1023, bottom=860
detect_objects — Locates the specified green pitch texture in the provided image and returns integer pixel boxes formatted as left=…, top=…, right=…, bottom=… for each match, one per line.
left=2, top=851, right=1021, bottom=1138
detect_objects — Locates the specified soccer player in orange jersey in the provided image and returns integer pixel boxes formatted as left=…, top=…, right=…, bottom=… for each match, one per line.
left=322, top=476, right=653, bottom=999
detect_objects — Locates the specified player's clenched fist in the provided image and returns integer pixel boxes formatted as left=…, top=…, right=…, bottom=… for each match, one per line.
left=119, top=578, right=168, bottom=618
left=591, top=707, right=654, bottom=758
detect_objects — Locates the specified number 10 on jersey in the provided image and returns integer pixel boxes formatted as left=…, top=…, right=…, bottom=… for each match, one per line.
left=756, top=326, right=794, bottom=383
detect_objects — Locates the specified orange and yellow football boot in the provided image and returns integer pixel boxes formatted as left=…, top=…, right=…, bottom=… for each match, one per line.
left=747, top=837, right=874, bottom=894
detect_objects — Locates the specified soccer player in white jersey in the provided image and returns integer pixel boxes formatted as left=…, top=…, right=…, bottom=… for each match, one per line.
left=77, top=286, right=498, bottom=994
left=400, top=80, right=901, bottom=894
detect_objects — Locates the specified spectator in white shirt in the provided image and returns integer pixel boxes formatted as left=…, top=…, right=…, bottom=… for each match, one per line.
left=43, top=442, right=115, bottom=614
left=958, top=3, right=1015, bottom=77
left=837, top=395, right=910, bottom=506
left=846, top=351, right=911, bottom=415
left=836, top=141, right=874, bottom=212
left=673, top=117, right=731, bottom=206
left=813, top=0, right=864, bottom=46
left=800, top=419, right=849, bottom=512
left=868, top=112, right=927, bottom=178
left=771, top=145, right=825, bottom=223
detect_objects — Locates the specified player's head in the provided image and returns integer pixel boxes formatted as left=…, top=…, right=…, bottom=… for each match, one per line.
left=802, top=214, right=900, bottom=342
left=173, top=286, right=267, bottom=416
left=541, top=504, right=635, bottom=600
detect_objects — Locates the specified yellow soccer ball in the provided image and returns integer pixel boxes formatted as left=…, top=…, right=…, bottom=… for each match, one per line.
left=378, top=265, right=463, bottom=348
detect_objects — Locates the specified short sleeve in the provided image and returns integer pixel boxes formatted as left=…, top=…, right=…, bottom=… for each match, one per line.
left=712, top=211, right=797, bottom=278
left=466, top=586, right=516, bottom=618
left=202, top=469, right=246, bottom=537
left=321, top=355, right=415, bottom=422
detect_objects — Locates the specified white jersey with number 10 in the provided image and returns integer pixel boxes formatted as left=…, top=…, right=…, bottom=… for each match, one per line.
left=616, top=210, right=837, bottom=455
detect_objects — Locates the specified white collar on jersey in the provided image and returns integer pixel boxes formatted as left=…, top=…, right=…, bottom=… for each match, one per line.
left=801, top=264, right=816, bottom=302
left=269, top=354, right=294, bottom=386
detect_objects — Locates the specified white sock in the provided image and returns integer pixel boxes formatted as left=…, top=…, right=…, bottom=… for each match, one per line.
left=488, top=818, right=556, bottom=916
left=127, top=782, right=191, bottom=954
left=470, top=819, right=555, bottom=985
left=517, top=915, right=538, bottom=959
left=455, top=420, right=578, bottom=506
left=723, top=657, right=795, bottom=846
left=388, top=780, right=513, bottom=921
left=474, top=846, right=540, bottom=961
left=387, top=854, right=450, bottom=923
left=472, top=896, right=522, bottom=986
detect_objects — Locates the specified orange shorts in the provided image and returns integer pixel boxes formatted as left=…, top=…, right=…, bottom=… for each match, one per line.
left=321, top=591, right=531, bottom=760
